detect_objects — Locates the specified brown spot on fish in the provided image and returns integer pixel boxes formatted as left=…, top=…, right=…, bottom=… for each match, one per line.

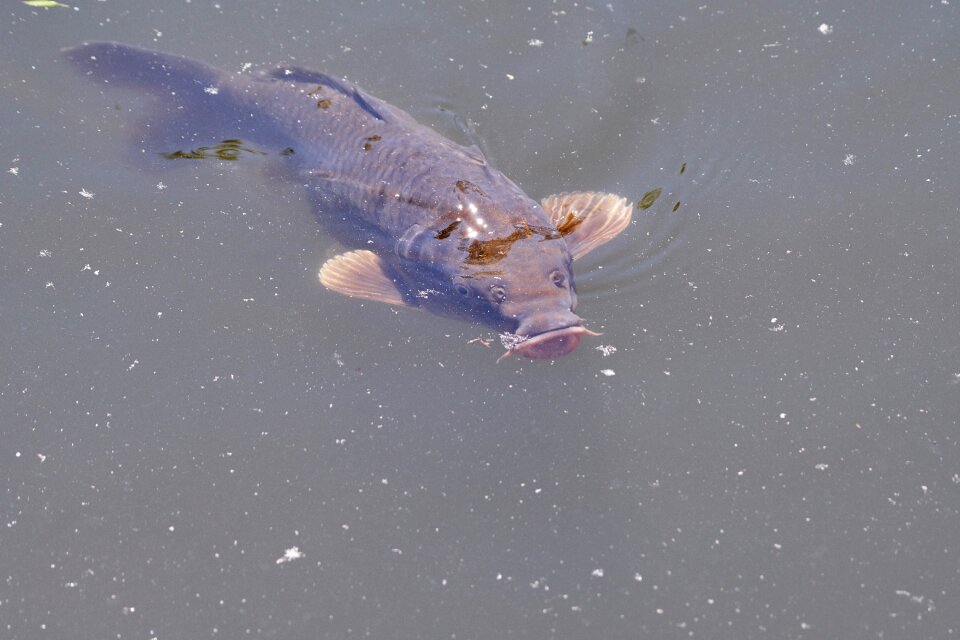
left=279, top=147, right=296, bottom=156
left=317, top=98, right=332, bottom=110
left=465, top=225, right=534, bottom=265
left=455, top=179, right=485, bottom=197
left=362, top=134, right=381, bottom=151
left=434, top=220, right=461, bottom=240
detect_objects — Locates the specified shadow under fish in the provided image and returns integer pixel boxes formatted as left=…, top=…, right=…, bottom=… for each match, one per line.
left=64, top=42, right=633, bottom=361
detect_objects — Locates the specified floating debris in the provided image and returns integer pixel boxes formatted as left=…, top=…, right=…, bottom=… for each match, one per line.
left=637, top=187, right=662, bottom=210
left=276, top=546, right=304, bottom=564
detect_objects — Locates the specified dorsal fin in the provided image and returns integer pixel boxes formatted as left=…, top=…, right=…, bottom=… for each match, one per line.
left=265, top=66, right=385, bottom=121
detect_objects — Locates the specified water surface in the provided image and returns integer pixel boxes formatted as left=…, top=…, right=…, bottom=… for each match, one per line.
left=1, top=1, right=957, bottom=638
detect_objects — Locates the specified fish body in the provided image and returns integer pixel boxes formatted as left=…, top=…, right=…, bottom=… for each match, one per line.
left=65, top=43, right=631, bottom=359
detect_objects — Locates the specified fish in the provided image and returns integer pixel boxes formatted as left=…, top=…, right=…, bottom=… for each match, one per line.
left=63, top=43, right=632, bottom=360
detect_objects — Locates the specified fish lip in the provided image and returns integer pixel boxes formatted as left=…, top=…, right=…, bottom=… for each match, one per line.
left=500, top=325, right=601, bottom=361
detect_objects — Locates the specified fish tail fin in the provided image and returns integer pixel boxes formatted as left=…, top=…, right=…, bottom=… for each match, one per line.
left=63, top=42, right=223, bottom=98
left=63, top=43, right=267, bottom=165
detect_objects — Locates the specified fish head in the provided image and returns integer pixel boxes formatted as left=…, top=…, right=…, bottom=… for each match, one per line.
left=448, top=233, right=599, bottom=360
left=395, top=202, right=599, bottom=360
left=490, top=240, right=599, bottom=359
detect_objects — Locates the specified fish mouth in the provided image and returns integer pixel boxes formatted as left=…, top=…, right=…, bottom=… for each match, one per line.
left=498, top=325, right=601, bottom=362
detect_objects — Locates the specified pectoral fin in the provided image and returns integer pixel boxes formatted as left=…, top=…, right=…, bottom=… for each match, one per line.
left=541, top=192, right=632, bottom=261
left=318, top=250, right=409, bottom=306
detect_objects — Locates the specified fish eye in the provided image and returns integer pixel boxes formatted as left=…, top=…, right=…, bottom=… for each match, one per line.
left=455, top=283, right=470, bottom=296
left=490, top=285, right=506, bottom=303
left=550, top=270, right=566, bottom=288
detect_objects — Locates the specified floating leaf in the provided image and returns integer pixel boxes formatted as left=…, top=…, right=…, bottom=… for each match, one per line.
left=23, top=0, right=71, bottom=7
left=637, top=187, right=662, bottom=210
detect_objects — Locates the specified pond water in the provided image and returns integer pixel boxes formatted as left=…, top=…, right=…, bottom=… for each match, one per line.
left=2, top=1, right=957, bottom=638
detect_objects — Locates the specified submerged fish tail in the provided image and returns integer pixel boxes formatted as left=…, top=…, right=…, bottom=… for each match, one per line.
left=63, top=42, right=223, bottom=99
left=62, top=42, right=286, bottom=163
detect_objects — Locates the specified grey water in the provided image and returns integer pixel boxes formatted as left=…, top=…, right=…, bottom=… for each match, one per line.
left=1, top=1, right=957, bottom=639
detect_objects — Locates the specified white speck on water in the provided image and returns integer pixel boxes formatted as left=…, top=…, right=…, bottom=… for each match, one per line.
left=204, top=86, right=219, bottom=95
left=499, top=332, right=528, bottom=350
left=818, top=23, right=833, bottom=35
left=528, top=38, right=544, bottom=47
left=37, top=453, right=46, bottom=462
left=8, top=167, right=18, bottom=176
left=894, top=589, right=936, bottom=615
left=843, top=153, right=857, bottom=166
left=780, top=412, right=787, bottom=419
left=600, top=369, right=616, bottom=377
left=79, top=188, right=94, bottom=199
left=815, top=463, right=829, bottom=471
left=505, top=73, right=515, bottom=80
left=39, top=249, right=52, bottom=258
left=591, top=568, right=604, bottom=577
left=156, top=181, right=167, bottom=190
left=595, top=344, right=617, bottom=357
left=634, top=573, right=643, bottom=582
left=276, top=546, right=304, bottom=564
